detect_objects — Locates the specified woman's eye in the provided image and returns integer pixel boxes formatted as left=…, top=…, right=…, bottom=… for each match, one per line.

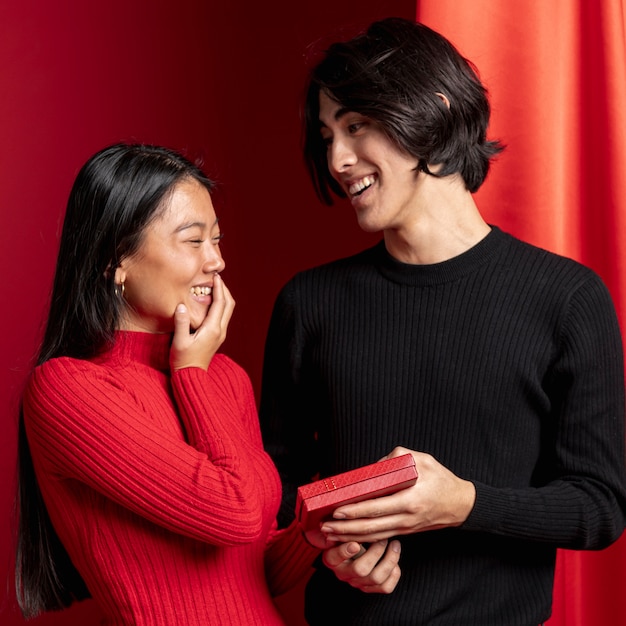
left=212, top=233, right=224, bottom=244
left=348, top=121, right=364, bottom=134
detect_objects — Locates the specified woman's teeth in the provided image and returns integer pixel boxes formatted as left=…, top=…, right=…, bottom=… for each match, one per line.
left=349, top=175, right=376, bottom=196
left=190, top=286, right=212, bottom=296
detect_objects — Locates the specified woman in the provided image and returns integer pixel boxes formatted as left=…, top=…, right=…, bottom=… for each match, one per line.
left=14, top=143, right=344, bottom=625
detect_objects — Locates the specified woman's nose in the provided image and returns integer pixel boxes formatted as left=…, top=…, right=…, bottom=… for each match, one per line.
left=203, top=246, right=225, bottom=274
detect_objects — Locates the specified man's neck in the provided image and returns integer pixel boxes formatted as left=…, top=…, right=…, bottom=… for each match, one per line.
left=383, top=178, right=490, bottom=265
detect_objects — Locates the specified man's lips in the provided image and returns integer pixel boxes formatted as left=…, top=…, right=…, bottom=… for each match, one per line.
left=348, top=174, right=377, bottom=196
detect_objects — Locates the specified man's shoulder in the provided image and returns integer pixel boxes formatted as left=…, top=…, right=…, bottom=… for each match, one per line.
left=290, top=243, right=382, bottom=283
left=272, top=244, right=382, bottom=313
left=500, top=229, right=599, bottom=281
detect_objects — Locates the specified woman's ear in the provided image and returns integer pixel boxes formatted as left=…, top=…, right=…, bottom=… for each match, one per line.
left=114, top=266, right=126, bottom=286
left=435, top=92, right=451, bottom=109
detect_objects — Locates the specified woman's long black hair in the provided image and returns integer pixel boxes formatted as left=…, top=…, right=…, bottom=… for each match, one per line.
left=15, top=143, right=214, bottom=618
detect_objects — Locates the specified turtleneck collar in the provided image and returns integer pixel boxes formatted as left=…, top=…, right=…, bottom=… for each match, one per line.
left=96, top=331, right=173, bottom=373
left=374, top=225, right=508, bottom=287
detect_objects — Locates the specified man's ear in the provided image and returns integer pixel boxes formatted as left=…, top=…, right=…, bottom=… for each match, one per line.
left=435, top=92, right=451, bottom=109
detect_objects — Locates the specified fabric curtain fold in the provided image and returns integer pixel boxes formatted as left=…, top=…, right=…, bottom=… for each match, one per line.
left=415, top=1, right=626, bottom=623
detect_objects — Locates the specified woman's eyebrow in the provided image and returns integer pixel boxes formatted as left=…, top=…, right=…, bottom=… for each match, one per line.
left=174, top=217, right=219, bottom=234
left=174, top=221, right=206, bottom=233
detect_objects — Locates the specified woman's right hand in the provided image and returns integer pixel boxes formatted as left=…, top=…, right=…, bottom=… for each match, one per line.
left=170, top=273, right=235, bottom=371
left=322, top=540, right=402, bottom=594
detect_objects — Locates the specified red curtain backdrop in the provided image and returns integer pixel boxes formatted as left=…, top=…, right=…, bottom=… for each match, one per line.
left=415, top=1, right=626, bottom=624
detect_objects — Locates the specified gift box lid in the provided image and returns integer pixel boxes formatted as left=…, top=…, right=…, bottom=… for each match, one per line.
left=296, top=453, right=417, bottom=529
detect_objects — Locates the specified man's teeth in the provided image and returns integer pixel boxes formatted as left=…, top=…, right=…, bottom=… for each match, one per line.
left=190, top=286, right=212, bottom=296
left=349, top=175, right=376, bottom=196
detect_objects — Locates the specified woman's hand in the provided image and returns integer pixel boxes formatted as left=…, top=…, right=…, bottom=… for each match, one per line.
left=319, top=447, right=476, bottom=544
left=170, top=273, right=235, bottom=371
left=322, top=540, right=401, bottom=594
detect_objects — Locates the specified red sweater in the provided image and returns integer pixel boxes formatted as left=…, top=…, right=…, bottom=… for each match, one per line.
left=23, top=331, right=318, bottom=625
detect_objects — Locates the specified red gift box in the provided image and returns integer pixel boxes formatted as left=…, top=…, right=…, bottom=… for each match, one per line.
left=296, top=454, right=418, bottom=539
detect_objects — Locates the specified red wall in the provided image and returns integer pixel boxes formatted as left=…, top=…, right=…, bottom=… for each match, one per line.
left=0, top=2, right=414, bottom=624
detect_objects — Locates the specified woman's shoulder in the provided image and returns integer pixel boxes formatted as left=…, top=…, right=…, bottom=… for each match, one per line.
left=30, top=355, right=97, bottom=384
left=23, top=358, right=107, bottom=435
left=33, top=354, right=113, bottom=380
left=26, top=356, right=121, bottom=408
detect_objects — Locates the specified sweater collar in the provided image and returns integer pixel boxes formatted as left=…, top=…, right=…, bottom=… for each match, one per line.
left=100, top=331, right=173, bottom=373
left=374, top=225, right=507, bottom=287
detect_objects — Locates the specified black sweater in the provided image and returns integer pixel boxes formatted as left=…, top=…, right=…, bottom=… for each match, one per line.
left=260, top=226, right=626, bottom=625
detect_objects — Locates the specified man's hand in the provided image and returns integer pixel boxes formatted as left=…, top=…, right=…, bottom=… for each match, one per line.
left=320, top=447, right=476, bottom=543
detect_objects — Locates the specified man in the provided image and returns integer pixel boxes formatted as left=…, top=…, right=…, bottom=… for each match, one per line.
left=260, top=17, right=626, bottom=625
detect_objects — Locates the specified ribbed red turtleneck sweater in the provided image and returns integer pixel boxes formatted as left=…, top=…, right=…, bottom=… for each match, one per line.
left=24, top=331, right=317, bottom=625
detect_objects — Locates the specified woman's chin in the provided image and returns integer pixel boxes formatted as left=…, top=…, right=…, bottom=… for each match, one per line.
left=189, top=313, right=207, bottom=332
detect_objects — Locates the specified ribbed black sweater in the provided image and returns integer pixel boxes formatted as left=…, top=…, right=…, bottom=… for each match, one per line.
left=260, top=226, right=626, bottom=625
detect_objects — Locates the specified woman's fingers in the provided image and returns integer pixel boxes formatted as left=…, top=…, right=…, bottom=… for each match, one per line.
left=170, top=275, right=235, bottom=371
left=322, top=540, right=402, bottom=594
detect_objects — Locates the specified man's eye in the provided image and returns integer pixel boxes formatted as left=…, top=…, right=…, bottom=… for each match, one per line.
left=348, top=122, right=364, bottom=133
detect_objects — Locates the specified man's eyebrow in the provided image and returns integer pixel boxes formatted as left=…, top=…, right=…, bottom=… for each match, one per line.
left=319, top=107, right=351, bottom=127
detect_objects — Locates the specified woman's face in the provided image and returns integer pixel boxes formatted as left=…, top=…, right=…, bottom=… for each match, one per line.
left=116, top=179, right=225, bottom=333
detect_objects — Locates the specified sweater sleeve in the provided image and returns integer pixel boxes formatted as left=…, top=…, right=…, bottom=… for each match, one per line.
left=263, top=519, right=319, bottom=597
left=24, top=355, right=265, bottom=546
left=171, top=355, right=265, bottom=462
left=465, top=275, right=626, bottom=549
